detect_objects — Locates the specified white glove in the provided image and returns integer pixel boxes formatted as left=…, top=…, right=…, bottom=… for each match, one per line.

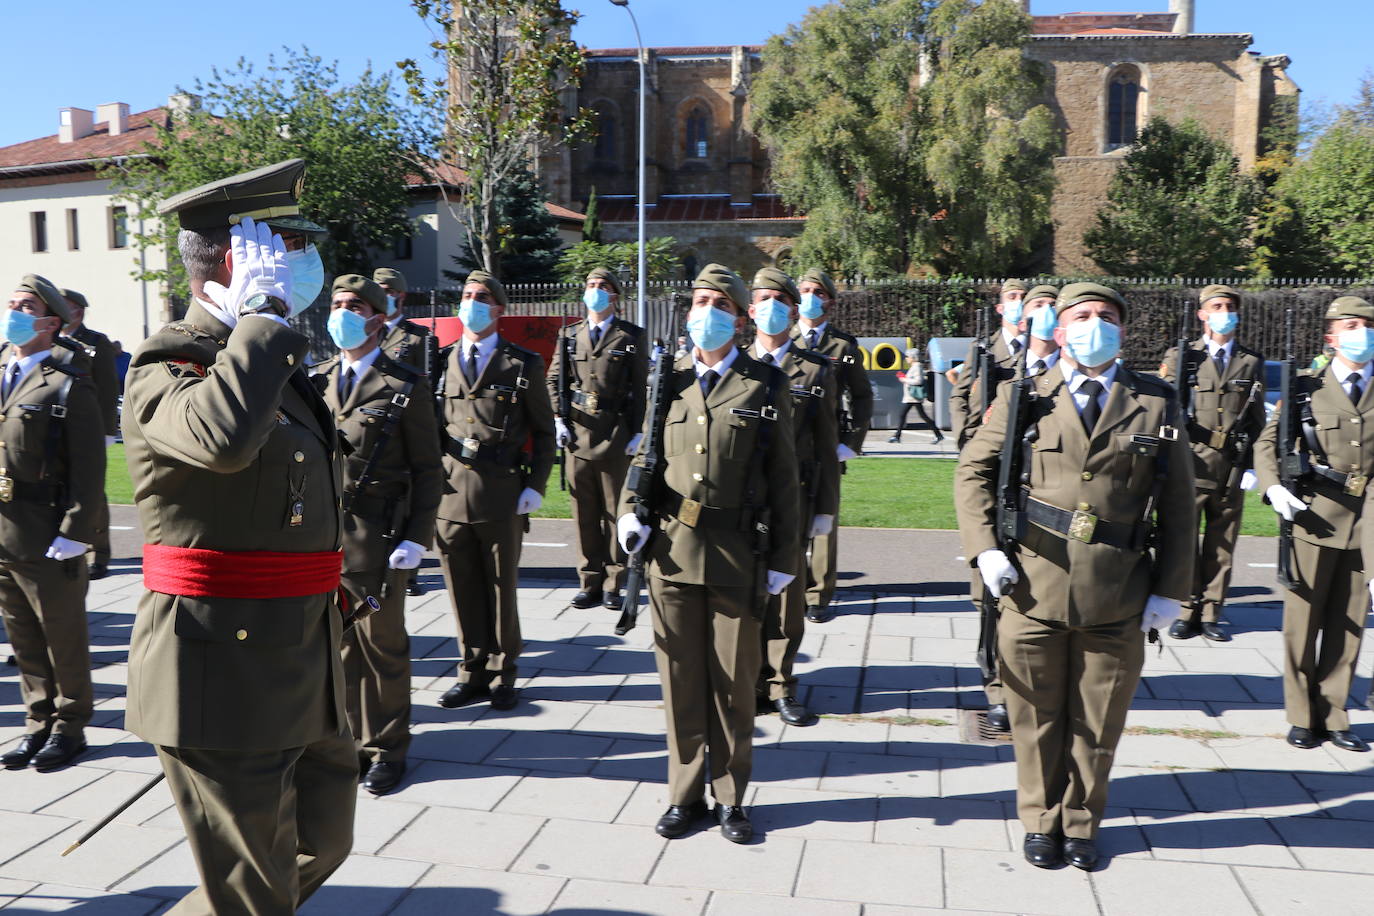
left=1265, top=485, right=1305, bottom=522
left=203, top=216, right=292, bottom=315
left=46, top=536, right=88, bottom=561
left=837, top=444, right=857, bottom=462
left=626, top=432, right=644, bottom=456
left=105, top=435, right=116, bottom=447
left=809, top=514, right=835, bottom=537
left=975, top=548, right=1018, bottom=597
left=387, top=540, right=424, bottom=570
left=618, top=513, right=651, bottom=554
left=516, top=487, right=542, bottom=515
left=1240, top=469, right=1257, bottom=491
left=1141, top=595, right=1182, bottom=632
left=766, top=570, right=795, bottom=596
left=555, top=417, right=571, bottom=448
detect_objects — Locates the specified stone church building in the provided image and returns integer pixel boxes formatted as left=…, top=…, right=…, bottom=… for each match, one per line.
left=535, top=0, right=1297, bottom=278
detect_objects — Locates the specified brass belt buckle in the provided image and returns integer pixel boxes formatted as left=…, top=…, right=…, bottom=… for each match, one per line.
left=1068, top=507, right=1098, bottom=542
left=1208, top=428, right=1227, bottom=450
left=1345, top=472, right=1368, bottom=497
left=0, top=468, right=12, bottom=503
left=584, top=392, right=599, bottom=413
left=678, top=498, right=702, bottom=527
left=462, top=437, right=481, bottom=457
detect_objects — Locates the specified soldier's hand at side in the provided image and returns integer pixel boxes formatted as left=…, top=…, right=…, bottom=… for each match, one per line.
left=516, top=488, right=542, bottom=515
left=1265, top=485, right=1305, bottom=521
left=975, top=549, right=1018, bottom=597
left=809, top=514, right=834, bottom=537
left=837, top=444, right=857, bottom=462
left=554, top=417, right=572, bottom=448
left=766, top=570, right=795, bottom=596
left=1140, top=595, right=1182, bottom=632
left=45, top=536, right=88, bottom=561
left=617, top=514, right=650, bottom=554
left=387, top=540, right=424, bottom=570
left=626, top=432, right=644, bottom=456
left=1240, top=470, right=1257, bottom=491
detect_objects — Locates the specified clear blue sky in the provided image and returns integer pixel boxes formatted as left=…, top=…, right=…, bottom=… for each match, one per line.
left=2, top=0, right=1367, bottom=149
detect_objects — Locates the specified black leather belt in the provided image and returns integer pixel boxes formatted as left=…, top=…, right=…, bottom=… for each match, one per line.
left=1309, top=462, right=1369, bottom=496
left=1024, top=496, right=1142, bottom=550
left=344, top=490, right=400, bottom=522
left=660, top=487, right=746, bottom=530
left=444, top=437, right=518, bottom=469
left=0, top=476, right=63, bottom=506
left=1186, top=420, right=1230, bottom=451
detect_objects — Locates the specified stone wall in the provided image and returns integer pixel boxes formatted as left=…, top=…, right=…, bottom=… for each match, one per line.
left=601, top=218, right=803, bottom=282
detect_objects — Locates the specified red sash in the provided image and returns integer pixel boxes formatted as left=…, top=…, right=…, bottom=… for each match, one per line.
left=143, top=544, right=343, bottom=599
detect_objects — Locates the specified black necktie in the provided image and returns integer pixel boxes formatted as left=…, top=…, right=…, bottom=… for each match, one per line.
left=759, top=352, right=774, bottom=365
left=1079, top=379, right=1104, bottom=435
left=1011, top=338, right=1023, bottom=356
left=2, top=363, right=19, bottom=400
left=1029, top=359, right=1045, bottom=376
left=701, top=369, right=719, bottom=396
left=1213, top=349, right=1226, bottom=376
left=589, top=326, right=601, bottom=350
left=340, top=367, right=356, bottom=403
left=1351, top=375, right=1364, bottom=406
left=805, top=329, right=817, bottom=348
left=464, top=347, right=479, bottom=384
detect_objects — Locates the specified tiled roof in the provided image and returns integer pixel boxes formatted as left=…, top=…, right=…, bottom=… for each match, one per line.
left=545, top=202, right=586, bottom=222
left=403, top=163, right=583, bottom=222
left=598, top=195, right=801, bottom=222
left=0, top=108, right=164, bottom=173
left=587, top=46, right=761, bottom=58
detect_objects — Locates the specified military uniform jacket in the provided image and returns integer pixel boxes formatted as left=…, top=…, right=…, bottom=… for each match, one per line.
left=381, top=317, right=431, bottom=375
left=122, top=302, right=346, bottom=751
left=545, top=317, right=648, bottom=461
left=67, top=325, right=120, bottom=437
left=437, top=337, right=556, bottom=524
left=0, top=343, right=105, bottom=561
left=1159, top=339, right=1267, bottom=491
left=774, top=344, right=840, bottom=518
left=955, top=364, right=1197, bottom=626
left=619, top=352, right=801, bottom=586
left=1255, top=364, right=1374, bottom=551
left=791, top=323, right=872, bottom=452
left=313, top=352, right=443, bottom=566
left=950, top=333, right=1020, bottom=447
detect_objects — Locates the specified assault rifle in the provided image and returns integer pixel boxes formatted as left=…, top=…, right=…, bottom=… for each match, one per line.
left=425, top=291, right=445, bottom=434
left=557, top=324, right=574, bottom=491
left=1172, top=297, right=1194, bottom=418
left=616, top=340, right=672, bottom=635
left=1276, top=307, right=1300, bottom=589
left=1222, top=379, right=1264, bottom=503
left=973, top=305, right=993, bottom=420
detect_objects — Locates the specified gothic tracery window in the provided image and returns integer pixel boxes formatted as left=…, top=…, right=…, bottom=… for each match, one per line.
left=1107, top=67, right=1142, bottom=150
left=685, top=105, right=710, bottom=159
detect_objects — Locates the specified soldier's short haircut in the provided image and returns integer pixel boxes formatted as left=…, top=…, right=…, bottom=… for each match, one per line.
left=177, top=227, right=232, bottom=283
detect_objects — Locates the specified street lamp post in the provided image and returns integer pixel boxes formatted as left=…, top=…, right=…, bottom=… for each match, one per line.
left=609, top=0, right=647, bottom=329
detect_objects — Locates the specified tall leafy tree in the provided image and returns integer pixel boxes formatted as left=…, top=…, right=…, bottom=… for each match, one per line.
left=1084, top=117, right=1262, bottom=277
left=450, top=164, right=563, bottom=282
left=1273, top=117, right=1374, bottom=276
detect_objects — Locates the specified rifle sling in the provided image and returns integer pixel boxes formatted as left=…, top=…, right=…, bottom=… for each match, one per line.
left=343, top=375, right=418, bottom=515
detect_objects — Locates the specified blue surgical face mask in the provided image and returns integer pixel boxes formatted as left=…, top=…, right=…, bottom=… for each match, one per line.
left=799, top=292, right=826, bottom=321
left=583, top=287, right=612, bottom=315
left=0, top=309, right=38, bottom=348
left=328, top=308, right=370, bottom=350
left=1064, top=316, right=1121, bottom=368
left=1207, top=311, right=1239, bottom=336
left=385, top=294, right=398, bottom=316
left=284, top=244, right=325, bottom=317
left=1337, top=326, right=1374, bottom=364
left=752, top=297, right=791, bottom=336
left=687, top=305, right=738, bottom=352
left=1002, top=299, right=1024, bottom=326
left=459, top=298, right=495, bottom=335
left=1029, top=304, right=1057, bottom=341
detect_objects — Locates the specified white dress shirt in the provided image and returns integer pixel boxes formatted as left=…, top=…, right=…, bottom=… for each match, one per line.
left=339, top=345, right=382, bottom=385
left=1063, top=361, right=1119, bottom=418
left=1025, top=349, right=1060, bottom=377
left=1332, top=359, right=1372, bottom=400
left=694, top=344, right=740, bottom=389
left=2, top=349, right=52, bottom=398
left=753, top=339, right=793, bottom=364
left=460, top=332, right=500, bottom=379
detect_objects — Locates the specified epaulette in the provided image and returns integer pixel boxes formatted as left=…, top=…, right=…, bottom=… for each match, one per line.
left=1129, top=371, right=1176, bottom=400
left=793, top=347, right=830, bottom=371
left=377, top=353, right=420, bottom=383
left=309, top=355, right=340, bottom=377
left=564, top=318, right=587, bottom=331
left=500, top=339, right=539, bottom=361
left=614, top=317, right=646, bottom=337
left=830, top=327, right=860, bottom=346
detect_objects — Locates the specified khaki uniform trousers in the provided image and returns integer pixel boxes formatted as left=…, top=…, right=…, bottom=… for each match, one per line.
left=650, top=578, right=760, bottom=806
left=0, top=556, right=92, bottom=736
left=806, top=525, right=839, bottom=609
left=341, top=567, right=412, bottom=764
left=570, top=451, right=630, bottom=593
left=1000, top=609, right=1143, bottom=840
left=158, top=729, right=356, bottom=915
left=1187, top=484, right=1245, bottom=624
left=90, top=494, right=111, bottom=563
left=760, top=565, right=806, bottom=701
left=1283, top=538, right=1367, bottom=731
left=437, top=516, right=524, bottom=686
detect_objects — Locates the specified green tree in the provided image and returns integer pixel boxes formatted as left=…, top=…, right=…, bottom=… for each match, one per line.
left=749, top=0, right=1057, bottom=278
left=582, top=187, right=603, bottom=243
left=1083, top=117, right=1262, bottom=276
left=450, top=164, right=563, bottom=282
left=556, top=238, right=681, bottom=284
left=1273, top=117, right=1374, bottom=276
left=109, top=48, right=417, bottom=301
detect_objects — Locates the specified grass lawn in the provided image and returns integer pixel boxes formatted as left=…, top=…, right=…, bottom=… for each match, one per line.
left=106, top=444, right=1280, bottom=536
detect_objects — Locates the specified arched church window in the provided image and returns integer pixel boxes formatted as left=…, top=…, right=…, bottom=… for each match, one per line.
left=594, top=113, right=617, bottom=163
left=685, top=106, right=710, bottom=159
left=1106, top=67, right=1142, bottom=150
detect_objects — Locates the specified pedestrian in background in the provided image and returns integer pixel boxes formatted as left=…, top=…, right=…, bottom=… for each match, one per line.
left=889, top=348, right=942, bottom=444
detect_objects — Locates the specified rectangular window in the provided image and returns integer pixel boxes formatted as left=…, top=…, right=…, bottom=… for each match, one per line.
left=109, top=205, right=128, bottom=249
left=392, top=234, right=413, bottom=260
left=31, top=211, right=47, bottom=253
left=67, top=208, right=79, bottom=250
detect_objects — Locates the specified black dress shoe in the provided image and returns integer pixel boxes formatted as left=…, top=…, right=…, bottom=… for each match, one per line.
left=805, top=604, right=832, bottom=623
left=2, top=730, right=50, bottom=769
left=1329, top=730, right=1371, bottom=752
left=363, top=760, right=407, bottom=795
left=437, top=682, right=490, bottom=708
left=1286, top=725, right=1326, bottom=749
left=1200, top=622, right=1231, bottom=642
left=1169, top=618, right=1200, bottom=640
left=715, top=804, right=753, bottom=843
left=985, top=704, right=1010, bottom=733
left=774, top=696, right=815, bottom=726
left=1062, top=837, right=1098, bottom=870
left=603, top=591, right=622, bottom=610
left=655, top=801, right=708, bottom=839
left=1023, top=833, right=1061, bottom=869
left=886, top=434, right=900, bottom=443
left=405, top=580, right=423, bottom=597
left=32, top=733, right=87, bottom=772
left=571, top=589, right=604, bottom=609
left=489, top=685, right=518, bottom=711
left=89, top=562, right=108, bottom=581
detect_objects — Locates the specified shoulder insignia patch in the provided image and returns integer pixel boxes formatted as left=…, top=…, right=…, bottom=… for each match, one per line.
left=164, top=359, right=207, bottom=379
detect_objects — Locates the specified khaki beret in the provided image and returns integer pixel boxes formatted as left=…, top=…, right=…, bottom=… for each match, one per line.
left=1199, top=284, right=1242, bottom=306
left=465, top=270, right=509, bottom=309
left=1024, top=284, right=1059, bottom=304
left=157, top=158, right=326, bottom=237
left=1325, top=296, right=1374, bottom=322
left=692, top=263, right=749, bottom=314
left=331, top=274, right=386, bottom=314
left=750, top=267, right=800, bottom=304
left=60, top=288, right=89, bottom=311
left=1057, top=282, right=1127, bottom=319
left=584, top=267, right=623, bottom=298
left=372, top=268, right=407, bottom=295
left=798, top=268, right=837, bottom=302
left=14, top=274, right=71, bottom=323
left=1000, top=279, right=1029, bottom=294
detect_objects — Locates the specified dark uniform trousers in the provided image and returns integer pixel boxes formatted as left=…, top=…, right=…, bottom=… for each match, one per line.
left=570, top=450, right=631, bottom=593
left=1191, top=485, right=1245, bottom=623
left=438, top=515, right=525, bottom=687
left=0, top=557, right=92, bottom=735
left=1283, top=538, right=1366, bottom=731
left=762, top=572, right=806, bottom=702
left=341, top=562, right=412, bottom=763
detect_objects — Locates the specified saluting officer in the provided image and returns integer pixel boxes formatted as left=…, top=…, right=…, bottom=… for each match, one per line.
left=1159, top=285, right=1267, bottom=642
left=123, top=161, right=357, bottom=913
left=956, top=283, right=1196, bottom=871
left=0, top=275, right=104, bottom=773
left=950, top=279, right=1028, bottom=449
left=1255, top=296, right=1374, bottom=753
left=749, top=267, right=838, bottom=726
left=314, top=274, right=442, bottom=795
left=792, top=268, right=871, bottom=624
left=435, top=270, right=555, bottom=712
left=618, top=263, right=799, bottom=844
left=546, top=268, right=648, bottom=610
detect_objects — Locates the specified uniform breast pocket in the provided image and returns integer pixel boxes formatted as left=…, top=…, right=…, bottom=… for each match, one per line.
left=1113, top=432, right=1159, bottom=489
left=665, top=415, right=688, bottom=457
left=724, top=413, right=759, bottom=455
left=1314, top=412, right=1343, bottom=455
left=1031, top=427, right=1063, bottom=490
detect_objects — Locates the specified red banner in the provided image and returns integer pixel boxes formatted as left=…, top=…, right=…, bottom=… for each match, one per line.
left=409, top=316, right=578, bottom=366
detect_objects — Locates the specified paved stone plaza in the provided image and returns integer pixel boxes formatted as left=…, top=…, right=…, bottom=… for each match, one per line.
left=1, top=547, right=1372, bottom=914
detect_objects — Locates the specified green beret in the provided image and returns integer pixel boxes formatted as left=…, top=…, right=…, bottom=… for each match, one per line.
left=1199, top=284, right=1241, bottom=306
left=331, top=274, right=386, bottom=314
left=60, top=288, right=89, bottom=311
left=584, top=267, right=623, bottom=298
left=1024, top=284, right=1059, bottom=304
left=1325, top=296, right=1374, bottom=322
left=14, top=274, right=71, bottom=323
left=1057, top=282, right=1127, bottom=319
left=798, top=267, right=838, bottom=302
left=372, top=268, right=407, bottom=295
left=465, top=270, right=509, bottom=309
left=157, top=158, right=326, bottom=238
left=1000, top=279, right=1029, bottom=294
left=692, top=263, right=749, bottom=314
left=750, top=267, right=800, bottom=305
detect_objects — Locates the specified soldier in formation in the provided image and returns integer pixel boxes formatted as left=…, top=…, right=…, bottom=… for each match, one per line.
left=950, top=279, right=1027, bottom=449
